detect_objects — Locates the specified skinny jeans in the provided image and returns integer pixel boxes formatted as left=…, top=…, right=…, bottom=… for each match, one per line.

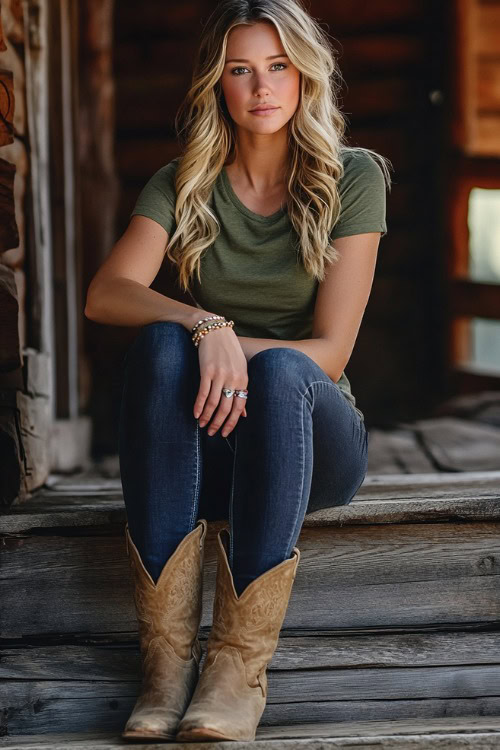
left=118, top=321, right=368, bottom=596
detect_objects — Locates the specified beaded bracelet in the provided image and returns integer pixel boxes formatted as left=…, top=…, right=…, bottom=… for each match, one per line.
left=191, top=315, right=226, bottom=335
left=192, top=321, right=234, bottom=347
left=191, top=315, right=234, bottom=347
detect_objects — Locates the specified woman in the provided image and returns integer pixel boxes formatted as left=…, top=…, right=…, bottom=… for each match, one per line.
left=85, top=0, right=392, bottom=743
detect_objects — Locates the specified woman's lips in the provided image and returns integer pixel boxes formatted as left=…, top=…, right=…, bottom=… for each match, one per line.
left=249, top=107, right=279, bottom=116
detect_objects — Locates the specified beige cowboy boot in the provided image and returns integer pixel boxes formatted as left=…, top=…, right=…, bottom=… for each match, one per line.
left=122, top=518, right=208, bottom=741
left=176, top=526, right=300, bottom=742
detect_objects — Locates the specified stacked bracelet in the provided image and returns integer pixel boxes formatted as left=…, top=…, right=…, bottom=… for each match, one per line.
left=191, top=315, right=235, bottom=347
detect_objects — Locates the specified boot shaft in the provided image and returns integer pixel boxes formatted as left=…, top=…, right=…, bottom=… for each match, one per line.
left=125, top=519, right=207, bottom=661
left=205, top=527, right=300, bottom=683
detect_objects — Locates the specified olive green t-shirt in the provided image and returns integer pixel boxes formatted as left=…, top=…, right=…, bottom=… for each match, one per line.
left=130, top=149, right=387, bottom=420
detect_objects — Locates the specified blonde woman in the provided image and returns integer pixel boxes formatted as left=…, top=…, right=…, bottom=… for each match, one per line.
left=85, top=0, right=392, bottom=742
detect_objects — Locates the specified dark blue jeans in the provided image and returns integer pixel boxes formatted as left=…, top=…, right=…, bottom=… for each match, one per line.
left=118, top=321, right=368, bottom=596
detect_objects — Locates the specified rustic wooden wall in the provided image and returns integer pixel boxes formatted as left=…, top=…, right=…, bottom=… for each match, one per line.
left=87, top=0, right=450, bottom=455
left=445, top=0, right=500, bottom=399
left=0, top=0, right=27, bottom=353
left=0, top=0, right=53, bottom=504
left=451, top=0, right=500, bottom=157
left=78, top=0, right=121, bottom=458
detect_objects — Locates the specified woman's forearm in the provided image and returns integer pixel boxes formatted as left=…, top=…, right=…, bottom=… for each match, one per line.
left=84, top=277, right=212, bottom=331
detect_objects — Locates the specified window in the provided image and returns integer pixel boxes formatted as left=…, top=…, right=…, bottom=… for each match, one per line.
left=468, top=188, right=500, bottom=285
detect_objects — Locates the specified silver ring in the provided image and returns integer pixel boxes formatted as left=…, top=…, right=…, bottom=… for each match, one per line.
left=234, top=389, right=248, bottom=400
left=222, top=388, right=235, bottom=398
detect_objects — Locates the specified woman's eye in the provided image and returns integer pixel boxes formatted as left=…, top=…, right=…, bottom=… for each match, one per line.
left=231, top=63, right=287, bottom=75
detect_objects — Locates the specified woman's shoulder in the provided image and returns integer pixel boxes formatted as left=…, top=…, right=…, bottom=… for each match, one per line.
left=338, top=147, right=386, bottom=187
left=136, top=157, right=182, bottom=205
left=329, top=147, right=389, bottom=239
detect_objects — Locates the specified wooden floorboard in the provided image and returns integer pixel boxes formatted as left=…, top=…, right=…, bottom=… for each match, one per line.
left=2, top=717, right=500, bottom=748
left=2, top=467, right=499, bottom=741
left=2, top=470, right=500, bottom=533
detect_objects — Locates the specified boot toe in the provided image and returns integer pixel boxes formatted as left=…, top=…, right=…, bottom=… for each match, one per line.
left=176, top=725, right=237, bottom=742
left=176, top=646, right=264, bottom=742
left=122, top=722, right=177, bottom=740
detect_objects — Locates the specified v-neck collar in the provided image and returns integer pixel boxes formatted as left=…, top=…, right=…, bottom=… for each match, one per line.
left=220, top=166, right=286, bottom=223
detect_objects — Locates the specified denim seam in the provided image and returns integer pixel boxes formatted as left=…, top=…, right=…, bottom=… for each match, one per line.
left=300, top=379, right=366, bottom=510
left=301, top=379, right=364, bottom=432
left=344, top=438, right=369, bottom=505
left=228, top=429, right=237, bottom=569
left=283, top=384, right=307, bottom=560
left=189, top=420, right=201, bottom=530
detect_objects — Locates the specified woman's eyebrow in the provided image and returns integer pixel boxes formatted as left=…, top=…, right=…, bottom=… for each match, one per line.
left=225, top=54, right=289, bottom=63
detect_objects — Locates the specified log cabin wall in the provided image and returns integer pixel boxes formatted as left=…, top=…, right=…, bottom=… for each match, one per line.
left=78, top=0, right=120, bottom=459
left=0, top=1, right=25, bottom=351
left=1, top=0, right=108, bottom=503
left=446, top=0, right=500, bottom=397
left=0, top=0, right=53, bottom=504
left=99, top=0, right=449, bottom=454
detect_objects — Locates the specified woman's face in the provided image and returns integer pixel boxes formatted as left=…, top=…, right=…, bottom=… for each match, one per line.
left=220, top=21, right=300, bottom=135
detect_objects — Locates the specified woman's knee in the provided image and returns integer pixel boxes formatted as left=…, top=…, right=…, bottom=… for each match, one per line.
left=247, top=346, right=323, bottom=393
left=125, top=321, right=194, bottom=378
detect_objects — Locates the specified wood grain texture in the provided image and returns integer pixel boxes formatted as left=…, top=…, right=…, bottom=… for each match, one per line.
left=1, top=683, right=500, bottom=738
left=1, top=517, right=499, bottom=636
left=2, top=631, right=500, bottom=678
left=2, top=718, right=500, bottom=747
left=1, top=470, right=499, bottom=736
left=3, top=470, right=500, bottom=532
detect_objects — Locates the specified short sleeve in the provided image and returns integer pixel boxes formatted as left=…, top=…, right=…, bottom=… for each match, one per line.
left=129, top=158, right=180, bottom=235
left=329, top=151, right=387, bottom=241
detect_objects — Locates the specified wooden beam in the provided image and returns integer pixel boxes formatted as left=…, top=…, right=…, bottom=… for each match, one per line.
left=0, top=157, right=19, bottom=251
left=0, top=69, right=15, bottom=146
left=22, top=0, right=56, bottom=410
left=450, top=279, right=500, bottom=319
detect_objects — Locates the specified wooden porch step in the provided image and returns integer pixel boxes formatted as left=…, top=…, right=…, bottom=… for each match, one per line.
left=2, top=627, right=500, bottom=734
left=3, top=469, right=500, bottom=532
left=2, top=717, right=500, bottom=748
left=1, top=471, right=499, bottom=736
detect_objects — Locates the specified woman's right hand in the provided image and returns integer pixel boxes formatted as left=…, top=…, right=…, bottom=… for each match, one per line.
left=194, top=326, right=249, bottom=438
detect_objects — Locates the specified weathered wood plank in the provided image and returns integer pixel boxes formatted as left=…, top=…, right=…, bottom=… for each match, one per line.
left=2, top=718, right=500, bottom=748
left=22, top=0, right=56, bottom=420
left=2, top=470, right=500, bottom=532
left=1, top=678, right=499, bottom=737
left=4, top=663, right=499, bottom=704
left=16, top=391, right=51, bottom=492
left=2, top=733, right=500, bottom=750
left=367, top=427, right=437, bottom=474
left=2, top=632, right=499, bottom=680
left=1, top=522, right=499, bottom=636
left=406, top=417, right=500, bottom=472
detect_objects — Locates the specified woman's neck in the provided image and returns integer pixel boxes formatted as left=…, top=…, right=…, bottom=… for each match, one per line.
left=225, top=132, right=289, bottom=190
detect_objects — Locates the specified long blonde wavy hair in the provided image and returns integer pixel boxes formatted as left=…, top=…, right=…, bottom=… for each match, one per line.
left=166, top=0, right=393, bottom=293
